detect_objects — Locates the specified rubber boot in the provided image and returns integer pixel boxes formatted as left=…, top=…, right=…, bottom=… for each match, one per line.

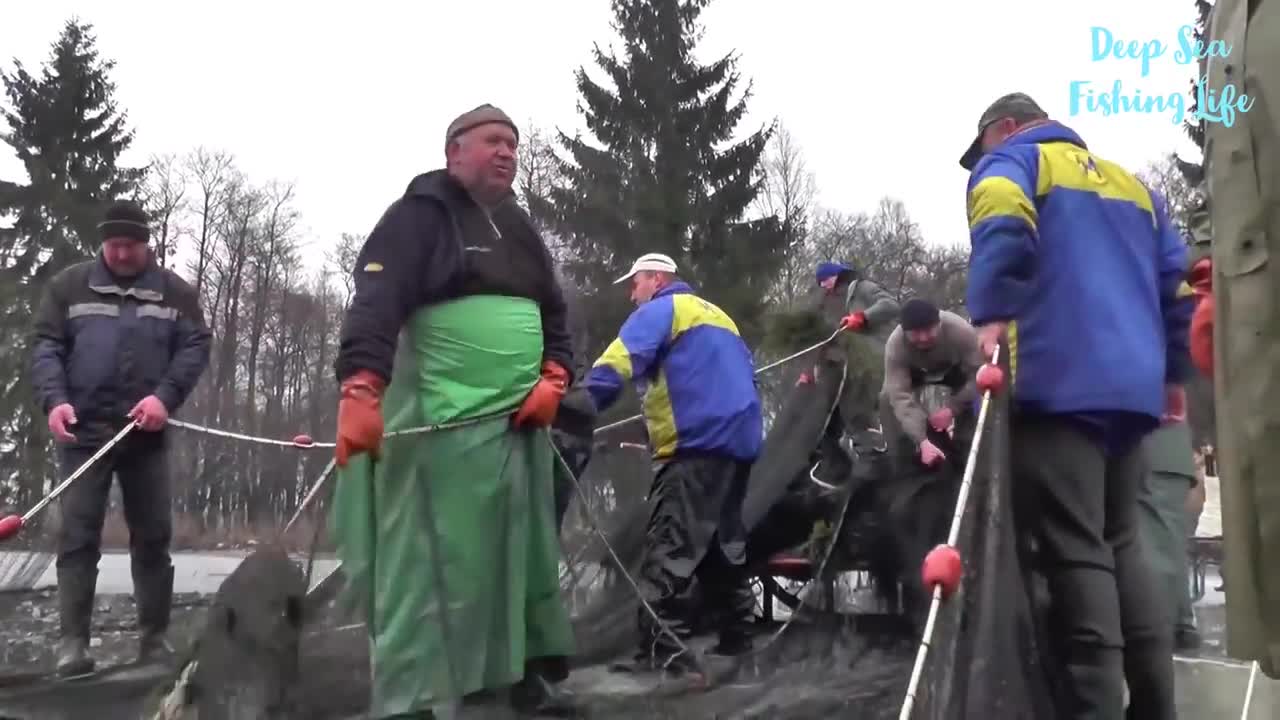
left=135, top=563, right=176, bottom=664
left=1061, top=657, right=1126, bottom=720
left=55, top=565, right=97, bottom=677
left=710, top=578, right=755, bottom=656
left=1123, top=637, right=1177, bottom=720
left=848, top=429, right=887, bottom=455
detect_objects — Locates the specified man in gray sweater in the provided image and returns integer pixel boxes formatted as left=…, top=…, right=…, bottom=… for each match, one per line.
left=879, top=299, right=984, bottom=471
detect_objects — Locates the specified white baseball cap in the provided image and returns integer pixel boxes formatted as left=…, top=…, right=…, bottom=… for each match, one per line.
left=613, top=252, right=679, bottom=285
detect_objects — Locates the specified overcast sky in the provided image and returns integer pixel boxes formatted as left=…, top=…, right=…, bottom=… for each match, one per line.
left=2, top=1, right=1205, bottom=272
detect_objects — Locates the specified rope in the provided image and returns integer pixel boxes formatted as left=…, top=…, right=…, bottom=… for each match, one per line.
left=166, top=418, right=335, bottom=448
left=167, top=411, right=506, bottom=450
left=1240, top=661, right=1259, bottom=720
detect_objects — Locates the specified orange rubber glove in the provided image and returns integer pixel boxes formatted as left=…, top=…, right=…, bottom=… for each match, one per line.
left=1188, top=258, right=1214, bottom=378
left=513, top=361, right=570, bottom=428
left=335, top=370, right=386, bottom=468
left=841, top=311, right=867, bottom=332
left=1190, top=292, right=1214, bottom=377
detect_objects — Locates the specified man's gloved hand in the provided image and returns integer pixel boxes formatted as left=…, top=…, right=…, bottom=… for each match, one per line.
left=129, top=395, right=169, bottom=432
left=1188, top=258, right=1214, bottom=377
left=48, top=403, right=77, bottom=443
left=336, top=370, right=386, bottom=468
left=514, top=361, right=570, bottom=428
left=840, top=312, right=867, bottom=332
left=919, top=439, right=946, bottom=467
left=928, top=407, right=954, bottom=433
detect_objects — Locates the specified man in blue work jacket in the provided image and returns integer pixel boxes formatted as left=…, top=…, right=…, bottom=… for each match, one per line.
left=960, top=92, right=1194, bottom=719
left=31, top=200, right=212, bottom=676
left=585, top=252, right=762, bottom=671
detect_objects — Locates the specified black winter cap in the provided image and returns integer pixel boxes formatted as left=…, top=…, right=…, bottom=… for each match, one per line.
left=98, top=200, right=150, bottom=243
left=900, top=298, right=941, bottom=331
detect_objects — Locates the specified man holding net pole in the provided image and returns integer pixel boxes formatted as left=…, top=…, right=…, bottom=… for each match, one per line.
left=29, top=200, right=212, bottom=678
left=957, top=92, right=1194, bottom=718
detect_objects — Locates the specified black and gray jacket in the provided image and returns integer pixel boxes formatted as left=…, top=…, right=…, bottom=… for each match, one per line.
left=30, top=255, right=212, bottom=427
left=335, top=169, right=573, bottom=384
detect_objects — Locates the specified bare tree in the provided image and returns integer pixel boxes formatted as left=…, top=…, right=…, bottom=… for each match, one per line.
left=758, top=123, right=818, bottom=308
left=325, top=232, right=363, bottom=308
left=516, top=120, right=562, bottom=213
left=184, top=147, right=234, bottom=302
left=140, top=152, right=187, bottom=267
left=1139, top=152, right=1201, bottom=236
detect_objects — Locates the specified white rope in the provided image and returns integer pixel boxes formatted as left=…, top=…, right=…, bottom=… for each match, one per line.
left=1240, top=661, right=1259, bottom=720
left=166, top=418, right=333, bottom=448
left=167, top=410, right=505, bottom=450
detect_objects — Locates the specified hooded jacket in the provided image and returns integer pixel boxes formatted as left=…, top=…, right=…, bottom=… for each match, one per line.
left=334, top=170, right=573, bottom=384
left=965, top=120, right=1194, bottom=423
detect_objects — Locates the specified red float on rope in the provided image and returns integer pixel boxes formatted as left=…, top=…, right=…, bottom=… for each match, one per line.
left=292, top=434, right=315, bottom=448
left=0, top=514, right=23, bottom=542
left=975, top=363, right=1005, bottom=394
left=921, top=544, right=963, bottom=599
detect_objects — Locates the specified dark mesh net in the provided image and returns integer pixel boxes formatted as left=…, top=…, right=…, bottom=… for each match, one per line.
left=902, top=349, right=1059, bottom=719
left=0, top=350, right=1065, bottom=720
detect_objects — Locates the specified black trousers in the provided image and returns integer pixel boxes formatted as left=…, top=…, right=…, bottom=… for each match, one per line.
left=636, top=454, right=753, bottom=659
left=1010, top=415, right=1174, bottom=720
left=550, top=430, right=591, bottom=535
left=56, top=429, right=173, bottom=575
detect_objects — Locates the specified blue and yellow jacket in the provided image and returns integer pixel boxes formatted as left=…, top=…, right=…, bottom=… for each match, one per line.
left=966, top=121, right=1194, bottom=422
left=585, top=282, right=762, bottom=461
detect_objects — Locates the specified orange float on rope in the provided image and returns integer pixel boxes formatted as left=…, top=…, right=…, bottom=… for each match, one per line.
left=0, top=514, right=23, bottom=542
left=975, top=363, right=1005, bottom=394
left=921, top=544, right=963, bottom=599
left=292, top=434, right=315, bottom=448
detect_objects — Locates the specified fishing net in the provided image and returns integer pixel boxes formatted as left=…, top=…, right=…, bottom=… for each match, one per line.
left=0, top=552, right=52, bottom=593
left=0, top=346, right=1062, bottom=719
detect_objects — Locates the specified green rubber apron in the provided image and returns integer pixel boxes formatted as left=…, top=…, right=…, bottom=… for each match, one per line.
left=330, top=295, right=575, bottom=718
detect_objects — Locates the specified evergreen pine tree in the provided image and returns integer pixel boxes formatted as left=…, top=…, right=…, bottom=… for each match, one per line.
left=1176, top=0, right=1214, bottom=186
left=529, top=0, right=785, bottom=354
left=0, top=19, right=144, bottom=507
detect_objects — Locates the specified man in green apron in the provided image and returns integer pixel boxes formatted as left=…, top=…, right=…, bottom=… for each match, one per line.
left=1198, top=0, right=1280, bottom=679
left=1136, top=421, right=1202, bottom=652
left=329, top=104, right=577, bottom=718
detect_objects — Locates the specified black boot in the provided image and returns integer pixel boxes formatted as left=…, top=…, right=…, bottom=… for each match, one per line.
left=55, top=565, right=97, bottom=677
left=134, top=563, right=176, bottom=664
left=1061, top=657, right=1126, bottom=720
left=1123, top=636, right=1176, bottom=720
left=710, top=578, right=755, bottom=656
